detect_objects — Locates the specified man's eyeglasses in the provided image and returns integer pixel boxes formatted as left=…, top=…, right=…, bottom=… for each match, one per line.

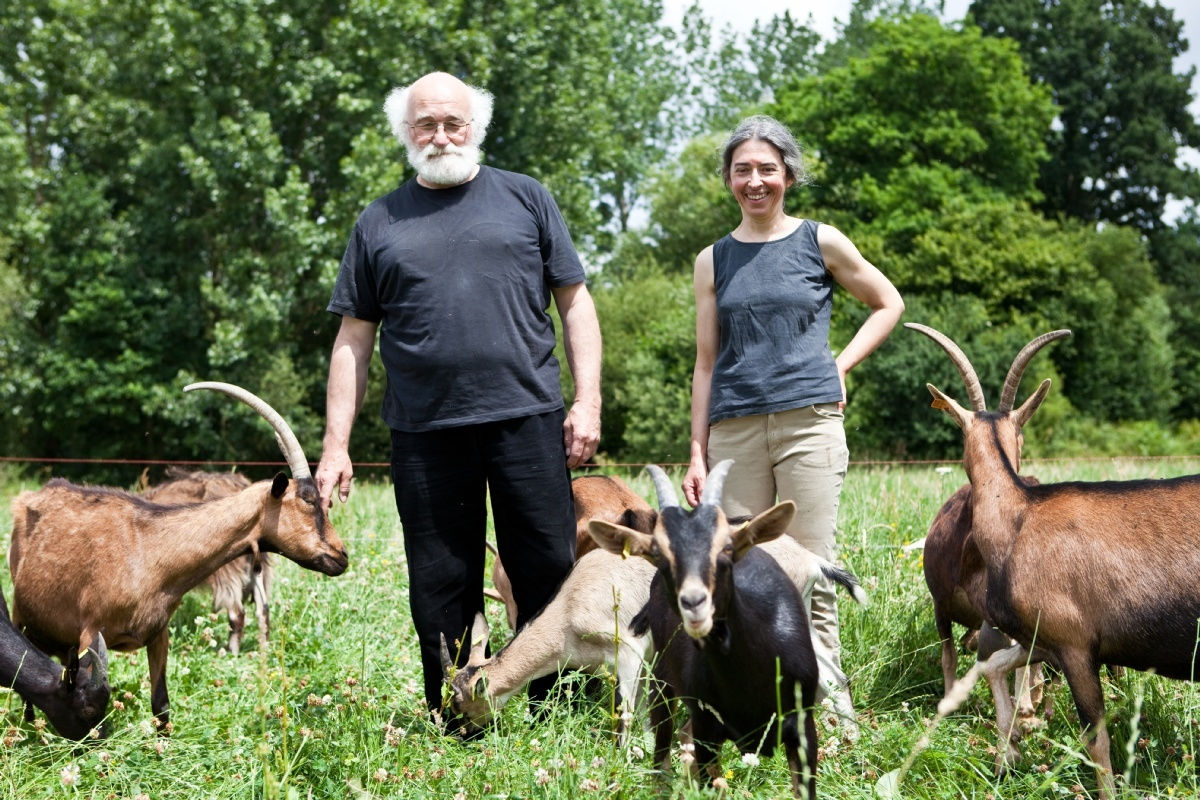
left=408, top=119, right=472, bottom=138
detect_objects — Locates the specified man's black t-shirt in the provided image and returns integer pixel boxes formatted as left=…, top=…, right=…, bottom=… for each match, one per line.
left=328, top=166, right=586, bottom=432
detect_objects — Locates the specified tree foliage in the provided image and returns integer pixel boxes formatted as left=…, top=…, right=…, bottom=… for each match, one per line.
left=0, top=2, right=1195, bottom=477
left=0, top=0, right=686, bottom=479
left=969, top=0, right=1200, bottom=235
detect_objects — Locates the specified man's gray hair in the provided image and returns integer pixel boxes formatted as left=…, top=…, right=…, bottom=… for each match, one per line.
left=721, top=115, right=807, bottom=186
left=383, top=77, right=494, bottom=148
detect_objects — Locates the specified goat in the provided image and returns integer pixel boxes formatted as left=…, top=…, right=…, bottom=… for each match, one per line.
left=589, top=460, right=819, bottom=799
left=909, top=321, right=1200, bottom=799
left=0, top=592, right=109, bottom=739
left=140, top=467, right=272, bottom=654
left=441, top=548, right=657, bottom=742
left=924, top=479, right=1051, bottom=768
left=7, top=382, right=348, bottom=729
left=489, top=474, right=656, bottom=630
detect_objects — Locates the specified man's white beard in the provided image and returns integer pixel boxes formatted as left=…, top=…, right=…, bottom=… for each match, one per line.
left=406, top=141, right=481, bottom=186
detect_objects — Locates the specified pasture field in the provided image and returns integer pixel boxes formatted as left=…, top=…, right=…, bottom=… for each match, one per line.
left=1, top=458, right=1200, bottom=799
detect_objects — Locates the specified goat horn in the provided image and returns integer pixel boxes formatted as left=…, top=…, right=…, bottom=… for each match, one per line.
left=904, top=323, right=988, bottom=411
left=998, top=329, right=1072, bottom=412
left=184, top=382, right=311, bottom=480
left=645, top=465, right=680, bottom=510
left=699, top=459, right=734, bottom=507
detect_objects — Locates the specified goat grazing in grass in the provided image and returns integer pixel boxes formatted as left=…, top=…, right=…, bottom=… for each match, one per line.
left=488, top=474, right=656, bottom=630
left=445, top=473, right=658, bottom=740
left=909, top=321, right=1200, bottom=799
left=590, top=460, right=820, bottom=799
left=8, top=382, right=348, bottom=729
left=442, top=548, right=656, bottom=742
left=140, top=467, right=271, bottom=655
left=0, top=592, right=109, bottom=739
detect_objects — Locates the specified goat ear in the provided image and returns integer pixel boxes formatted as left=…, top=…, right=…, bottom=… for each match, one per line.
left=731, top=501, right=796, bottom=560
left=926, top=384, right=971, bottom=429
left=1012, top=378, right=1051, bottom=429
left=588, top=519, right=656, bottom=561
left=270, top=472, right=289, bottom=499
left=472, top=673, right=489, bottom=701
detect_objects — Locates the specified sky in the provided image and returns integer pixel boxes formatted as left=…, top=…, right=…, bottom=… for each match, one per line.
left=662, top=0, right=1200, bottom=112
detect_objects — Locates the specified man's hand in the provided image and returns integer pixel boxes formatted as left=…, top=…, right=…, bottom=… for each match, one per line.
left=563, top=401, right=601, bottom=468
left=315, top=447, right=354, bottom=511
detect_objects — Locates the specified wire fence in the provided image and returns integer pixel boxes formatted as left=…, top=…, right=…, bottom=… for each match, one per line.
left=3, top=453, right=1200, bottom=471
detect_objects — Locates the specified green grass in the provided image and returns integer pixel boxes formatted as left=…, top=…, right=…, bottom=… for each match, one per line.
left=1, top=459, right=1200, bottom=799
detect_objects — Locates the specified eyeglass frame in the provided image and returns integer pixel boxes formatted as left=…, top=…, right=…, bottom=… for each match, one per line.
left=407, top=118, right=473, bottom=140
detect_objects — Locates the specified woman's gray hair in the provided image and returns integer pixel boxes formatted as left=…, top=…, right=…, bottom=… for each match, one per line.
left=721, top=115, right=807, bottom=186
left=382, top=78, right=494, bottom=149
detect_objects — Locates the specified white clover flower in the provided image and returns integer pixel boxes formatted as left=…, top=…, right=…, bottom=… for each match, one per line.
left=741, top=752, right=760, bottom=767
left=60, top=763, right=80, bottom=786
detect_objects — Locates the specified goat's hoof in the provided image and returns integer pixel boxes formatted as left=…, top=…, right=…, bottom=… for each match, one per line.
left=1017, top=713, right=1046, bottom=733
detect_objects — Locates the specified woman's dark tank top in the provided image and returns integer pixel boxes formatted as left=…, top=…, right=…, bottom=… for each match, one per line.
left=708, top=218, right=842, bottom=424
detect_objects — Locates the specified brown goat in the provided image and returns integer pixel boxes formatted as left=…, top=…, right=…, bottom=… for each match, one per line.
left=8, top=382, right=348, bottom=729
left=909, top=322, right=1200, bottom=799
left=489, top=474, right=656, bottom=630
left=140, top=467, right=271, bottom=654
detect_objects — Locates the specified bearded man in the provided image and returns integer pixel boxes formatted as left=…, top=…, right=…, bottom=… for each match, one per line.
left=315, top=71, right=602, bottom=730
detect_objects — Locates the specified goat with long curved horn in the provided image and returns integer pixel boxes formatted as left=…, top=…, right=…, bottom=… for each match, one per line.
left=7, top=383, right=346, bottom=732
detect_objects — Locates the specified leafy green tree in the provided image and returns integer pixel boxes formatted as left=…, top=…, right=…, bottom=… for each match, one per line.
left=625, top=132, right=741, bottom=276
left=0, top=0, right=689, bottom=479
left=1148, top=215, right=1200, bottom=420
left=589, top=268, right=694, bottom=463
left=969, top=0, right=1200, bottom=235
left=773, top=13, right=1054, bottom=231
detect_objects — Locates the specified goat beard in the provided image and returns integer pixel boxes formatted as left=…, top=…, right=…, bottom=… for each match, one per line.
left=405, top=140, right=481, bottom=187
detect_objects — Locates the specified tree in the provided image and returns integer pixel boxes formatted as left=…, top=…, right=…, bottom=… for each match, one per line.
left=772, top=13, right=1054, bottom=231
left=1148, top=215, right=1200, bottom=420
left=969, top=0, right=1200, bottom=235
left=0, top=0, right=689, bottom=479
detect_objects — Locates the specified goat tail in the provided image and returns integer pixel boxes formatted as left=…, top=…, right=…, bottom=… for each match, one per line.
left=821, top=562, right=870, bottom=607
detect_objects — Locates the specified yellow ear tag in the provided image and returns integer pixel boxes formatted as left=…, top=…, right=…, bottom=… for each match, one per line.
left=931, top=397, right=950, bottom=410
left=621, top=539, right=631, bottom=559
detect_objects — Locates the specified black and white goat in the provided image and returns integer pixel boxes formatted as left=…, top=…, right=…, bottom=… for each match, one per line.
left=589, top=460, right=820, bottom=799
left=445, top=474, right=865, bottom=749
left=909, top=322, right=1200, bottom=799
left=0, top=592, right=108, bottom=739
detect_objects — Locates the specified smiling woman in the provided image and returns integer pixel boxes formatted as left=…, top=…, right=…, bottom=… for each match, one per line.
left=682, top=115, right=904, bottom=739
